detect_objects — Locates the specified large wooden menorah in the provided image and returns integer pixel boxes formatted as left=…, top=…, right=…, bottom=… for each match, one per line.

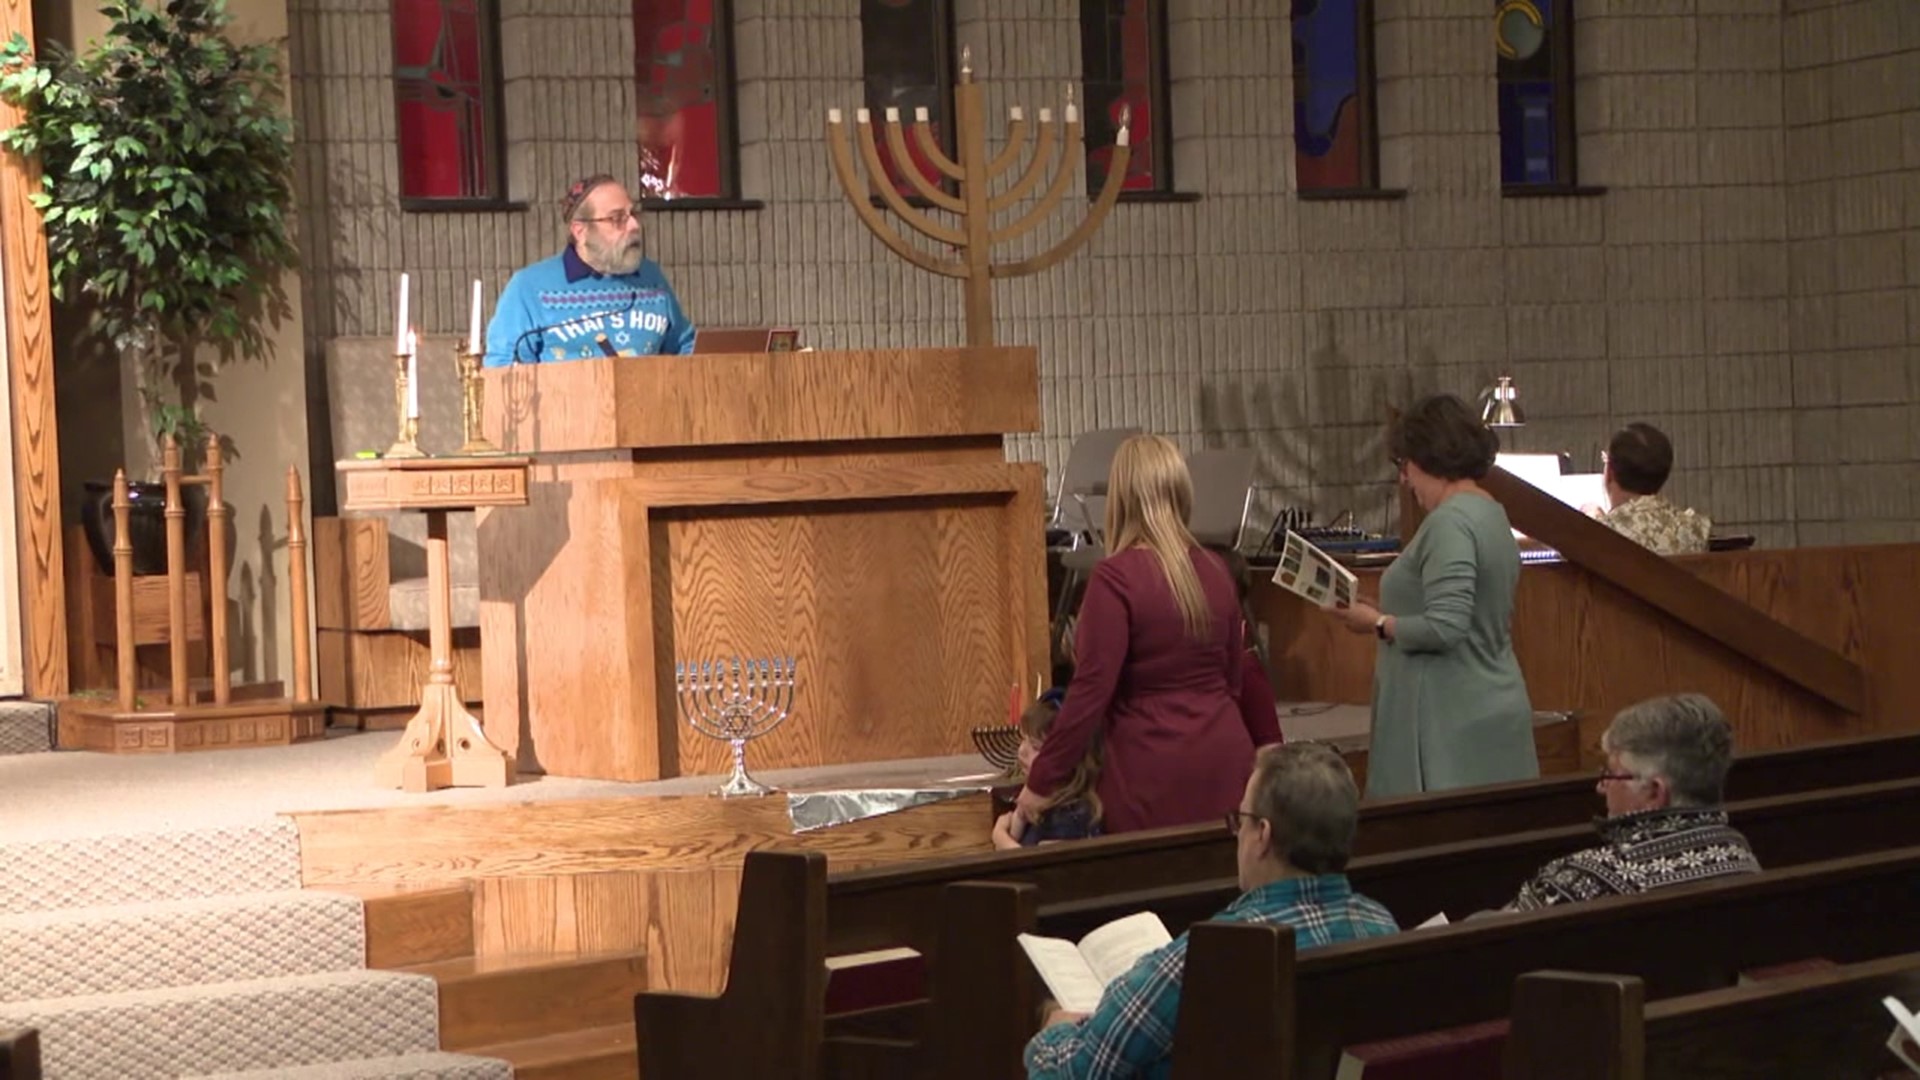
left=826, top=49, right=1131, bottom=347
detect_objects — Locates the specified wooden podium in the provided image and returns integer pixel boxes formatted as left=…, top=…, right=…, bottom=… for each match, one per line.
left=478, top=348, right=1048, bottom=783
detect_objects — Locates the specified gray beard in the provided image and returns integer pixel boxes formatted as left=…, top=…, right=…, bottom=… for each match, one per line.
left=582, top=236, right=644, bottom=276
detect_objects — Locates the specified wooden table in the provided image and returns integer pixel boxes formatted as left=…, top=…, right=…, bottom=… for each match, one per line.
left=338, top=455, right=529, bottom=792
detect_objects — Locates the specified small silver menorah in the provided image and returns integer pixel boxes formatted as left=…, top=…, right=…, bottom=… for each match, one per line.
left=674, top=656, right=797, bottom=798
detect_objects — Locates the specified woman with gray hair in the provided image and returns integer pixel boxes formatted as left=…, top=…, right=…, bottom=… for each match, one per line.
left=1505, top=693, right=1761, bottom=911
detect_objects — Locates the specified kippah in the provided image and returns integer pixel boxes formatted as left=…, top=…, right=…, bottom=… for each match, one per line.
left=560, top=174, right=619, bottom=220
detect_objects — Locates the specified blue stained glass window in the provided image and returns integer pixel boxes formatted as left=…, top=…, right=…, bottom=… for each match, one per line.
left=1496, top=0, right=1575, bottom=187
left=1292, top=0, right=1378, bottom=191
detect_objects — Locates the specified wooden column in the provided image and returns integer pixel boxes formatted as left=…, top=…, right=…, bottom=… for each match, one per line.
left=287, top=467, right=311, bottom=704
left=162, top=437, right=187, bottom=706
left=0, top=0, right=69, bottom=697
left=206, top=436, right=231, bottom=704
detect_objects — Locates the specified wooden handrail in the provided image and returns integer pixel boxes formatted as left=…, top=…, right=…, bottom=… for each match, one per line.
left=1481, top=467, right=1866, bottom=715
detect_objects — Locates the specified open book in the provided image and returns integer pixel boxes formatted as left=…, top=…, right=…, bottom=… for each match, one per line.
left=1017, top=911, right=1172, bottom=1014
left=1885, top=996, right=1920, bottom=1074
left=1272, top=530, right=1359, bottom=609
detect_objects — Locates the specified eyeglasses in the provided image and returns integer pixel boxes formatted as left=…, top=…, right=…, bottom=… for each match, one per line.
left=1224, top=810, right=1264, bottom=835
left=1597, top=770, right=1641, bottom=785
left=578, top=208, right=638, bottom=228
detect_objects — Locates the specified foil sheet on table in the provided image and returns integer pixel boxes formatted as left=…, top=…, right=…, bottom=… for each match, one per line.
left=787, top=786, right=989, bottom=833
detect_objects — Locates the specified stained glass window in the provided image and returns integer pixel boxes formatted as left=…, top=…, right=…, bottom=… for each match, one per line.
left=1496, top=0, right=1576, bottom=187
left=860, top=0, right=955, bottom=197
left=1080, top=0, right=1171, bottom=194
left=634, top=0, right=737, bottom=201
left=1292, top=0, right=1378, bottom=192
left=392, top=0, right=503, bottom=204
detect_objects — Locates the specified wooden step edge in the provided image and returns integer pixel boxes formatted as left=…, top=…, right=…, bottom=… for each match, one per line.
left=428, top=951, right=649, bottom=1051
left=405, top=948, right=647, bottom=984
left=353, top=883, right=476, bottom=969
left=469, top=1022, right=637, bottom=1080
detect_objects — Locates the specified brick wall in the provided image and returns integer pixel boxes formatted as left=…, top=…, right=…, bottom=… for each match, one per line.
left=286, top=0, right=1920, bottom=545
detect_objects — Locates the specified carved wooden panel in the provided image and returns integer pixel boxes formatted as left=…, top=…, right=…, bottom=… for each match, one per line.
left=338, top=457, right=531, bottom=513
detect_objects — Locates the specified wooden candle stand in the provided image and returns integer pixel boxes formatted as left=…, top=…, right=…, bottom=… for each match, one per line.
left=59, top=435, right=328, bottom=753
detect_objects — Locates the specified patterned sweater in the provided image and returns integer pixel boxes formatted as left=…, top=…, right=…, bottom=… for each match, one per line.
left=1507, top=806, right=1761, bottom=911
left=482, top=246, right=695, bottom=366
left=1603, top=494, right=1711, bottom=556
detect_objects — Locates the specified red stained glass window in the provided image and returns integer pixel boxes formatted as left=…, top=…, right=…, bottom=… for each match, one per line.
left=634, top=0, right=737, bottom=200
left=861, top=0, right=956, bottom=198
left=1081, top=0, right=1171, bottom=194
left=392, top=0, right=503, bottom=203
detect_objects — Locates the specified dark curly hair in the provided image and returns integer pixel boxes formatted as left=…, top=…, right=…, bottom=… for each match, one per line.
left=1389, top=394, right=1500, bottom=481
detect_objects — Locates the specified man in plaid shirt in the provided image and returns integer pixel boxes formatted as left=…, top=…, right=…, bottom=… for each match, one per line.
left=1024, top=742, right=1399, bottom=1079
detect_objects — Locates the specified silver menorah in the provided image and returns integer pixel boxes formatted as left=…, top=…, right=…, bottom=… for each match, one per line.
left=674, top=656, right=798, bottom=798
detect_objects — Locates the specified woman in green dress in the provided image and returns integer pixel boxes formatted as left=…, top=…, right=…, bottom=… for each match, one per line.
left=1323, top=394, right=1539, bottom=797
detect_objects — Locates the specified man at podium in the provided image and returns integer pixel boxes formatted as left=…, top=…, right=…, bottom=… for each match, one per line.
left=483, top=173, right=697, bottom=366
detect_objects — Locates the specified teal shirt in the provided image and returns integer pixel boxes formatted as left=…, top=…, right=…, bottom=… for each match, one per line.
left=1367, top=493, right=1538, bottom=798
left=1023, top=875, right=1399, bottom=1079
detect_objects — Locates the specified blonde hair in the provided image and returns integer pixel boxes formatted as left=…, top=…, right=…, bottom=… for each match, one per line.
left=1104, top=434, right=1212, bottom=639
left=1019, top=696, right=1103, bottom=824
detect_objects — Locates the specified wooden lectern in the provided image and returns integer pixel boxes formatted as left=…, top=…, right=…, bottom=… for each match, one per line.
left=478, top=348, right=1048, bottom=783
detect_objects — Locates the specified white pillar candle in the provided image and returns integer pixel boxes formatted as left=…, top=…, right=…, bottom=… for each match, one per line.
left=886, top=107, right=900, bottom=123
left=1040, top=108, right=1052, bottom=124
left=914, top=107, right=929, bottom=123
left=1066, top=103, right=1078, bottom=124
left=394, top=272, right=409, bottom=354
left=468, top=279, right=483, bottom=356
left=406, top=330, right=420, bottom=419
left=1010, top=106, right=1024, bottom=122
left=856, top=107, right=870, bottom=124
left=828, top=108, right=843, bottom=124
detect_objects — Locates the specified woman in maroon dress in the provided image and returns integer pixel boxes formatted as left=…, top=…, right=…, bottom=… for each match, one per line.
left=1016, top=435, right=1276, bottom=834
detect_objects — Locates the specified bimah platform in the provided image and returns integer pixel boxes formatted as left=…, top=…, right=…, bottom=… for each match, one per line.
left=479, top=348, right=1049, bottom=783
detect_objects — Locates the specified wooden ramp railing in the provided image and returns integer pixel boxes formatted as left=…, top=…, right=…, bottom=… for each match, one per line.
left=1481, top=466, right=1866, bottom=715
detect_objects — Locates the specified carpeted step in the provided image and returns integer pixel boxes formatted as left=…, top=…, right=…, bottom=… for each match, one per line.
left=191, top=1051, right=515, bottom=1079
left=0, top=818, right=301, bottom=914
left=0, top=969, right=440, bottom=1080
left=0, top=700, right=52, bottom=755
left=0, top=889, right=365, bottom=1003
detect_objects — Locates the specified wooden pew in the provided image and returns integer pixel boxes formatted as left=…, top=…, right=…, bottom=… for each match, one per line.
left=827, top=728, right=1920, bottom=957
left=1170, top=844, right=1920, bottom=1080
left=1504, top=957, right=1920, bottom=1080
left=0, top=1028, right=40, bottom=1080
left=1043, top=774, right=1920, bottom=941
left=940, top=776, right=1920, bottom=1080
left=634, top=732, right=1920, bottom=1080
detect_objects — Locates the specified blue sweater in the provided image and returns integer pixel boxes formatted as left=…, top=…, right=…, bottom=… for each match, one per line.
left=482, top=246, right=696, bottom=367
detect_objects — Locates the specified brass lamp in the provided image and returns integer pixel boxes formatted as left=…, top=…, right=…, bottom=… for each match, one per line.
left=1480, top=375, right=1526, bottom=428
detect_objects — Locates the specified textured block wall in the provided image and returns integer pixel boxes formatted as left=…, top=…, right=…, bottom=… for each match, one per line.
left=1781, top=0, right=1920, bottom=545
left=286, top=0, right=1920, bottom=545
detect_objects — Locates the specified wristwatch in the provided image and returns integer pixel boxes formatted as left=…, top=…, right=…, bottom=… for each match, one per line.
left=1374, top=615, right=1389, bottom=641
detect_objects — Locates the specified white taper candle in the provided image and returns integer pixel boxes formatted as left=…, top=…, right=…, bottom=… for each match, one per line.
left=394, top=273, right=409, bottom=354
left=468, top=279, right=483, bottom=356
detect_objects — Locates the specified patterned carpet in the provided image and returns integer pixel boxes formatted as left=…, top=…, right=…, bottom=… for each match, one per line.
left=0, top=700, right=53, bottom=756
left=0, top=814, right=510, bottom=1079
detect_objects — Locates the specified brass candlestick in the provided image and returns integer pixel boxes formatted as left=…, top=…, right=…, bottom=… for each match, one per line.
left=386, top=350, right=425, bottom=459
left=456, top=346, right=499, bottom=454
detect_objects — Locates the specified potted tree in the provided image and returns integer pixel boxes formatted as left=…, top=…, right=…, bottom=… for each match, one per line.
left=0, top=0, right=296, bottom=574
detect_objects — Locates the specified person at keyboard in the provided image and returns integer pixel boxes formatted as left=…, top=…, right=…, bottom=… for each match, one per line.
left=1594, top=422, right=1711, bottom=556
